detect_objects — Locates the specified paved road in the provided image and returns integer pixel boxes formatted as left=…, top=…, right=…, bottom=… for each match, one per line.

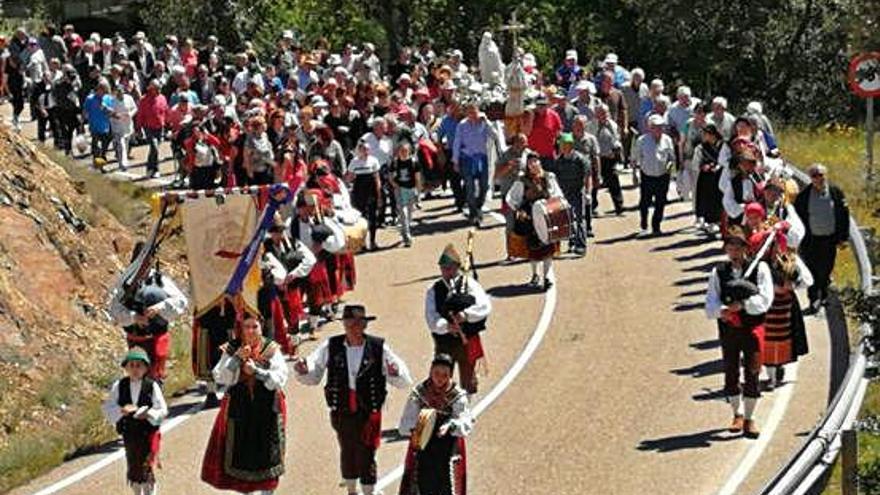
left=4, top=109, right=833, bottom=495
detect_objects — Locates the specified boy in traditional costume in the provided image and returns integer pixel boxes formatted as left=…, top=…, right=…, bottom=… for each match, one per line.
left=103, top=347, right=168, bottom=495
left=705, top=227, right=774, bottom=438
left=201, top=314, right=289, bottom=494
left=398, top=353, right=473, bottom=495
left=294, top=304, right=412, bottom=495
left=424, top=244, right=492, bottom=395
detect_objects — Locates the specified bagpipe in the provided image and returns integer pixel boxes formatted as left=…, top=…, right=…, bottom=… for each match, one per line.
left=722, top=226, right=776, bottom=308
left=442, top=229, right=485, bottom=338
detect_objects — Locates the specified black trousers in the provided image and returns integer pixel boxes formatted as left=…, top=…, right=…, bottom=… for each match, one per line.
left=638, top=173, right=670, bottom=232
left=593, top=156, right=623, bottom=213
left=801, top=235, right=838, bottom=306
left=445, top=150, right=465, bottom=210
left=352, top=175, right=379, bottom=247
left=720, top=323, right=762, bottom=398
left=330, top=411, right=377, bottom=485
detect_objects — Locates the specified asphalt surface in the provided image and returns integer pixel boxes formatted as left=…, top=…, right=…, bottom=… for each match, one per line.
left=3, top=110, right=833, bottom=495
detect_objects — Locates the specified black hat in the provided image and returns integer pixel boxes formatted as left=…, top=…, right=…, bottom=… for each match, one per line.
left=342, top=303, right=377, bottom=321
left=431, top=353, right=455, bottom=370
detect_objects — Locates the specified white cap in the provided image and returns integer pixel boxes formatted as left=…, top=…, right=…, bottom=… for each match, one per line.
left=451, top=49, right=463, bottom=58
left=523, top=53, right=537, bottom=68
left=648, top=114, right=666, bottom=127
left=282, top=30, right=294, bottom=40
left=604, top=53, right=619, bottom=65
left=363, top=42, right=375, bottom=51
left=676, top=86, right=692, bottom=98
left=212, top=94, right=227, bottom=106
left=747, top=101, right=763, bottom=115
left=650, top=78, right=665, bottom=91
left=311, top=95, right=328, bottom=108
left=656, top=95, right=671, bottom=106
left=575, top=80, right=596, bottom=94
left=631, top=67, right=645, bottom=79
left=565, top=49, right=578, bottom=61
left=397, top=73, right=412, bottom=82
left=712, top=96, right=728, bottom=109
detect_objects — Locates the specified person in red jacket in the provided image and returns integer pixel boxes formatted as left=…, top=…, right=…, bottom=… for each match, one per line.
left=528, top=94, right=562, bottom=168
left=136, top=80, right=168, bottom=178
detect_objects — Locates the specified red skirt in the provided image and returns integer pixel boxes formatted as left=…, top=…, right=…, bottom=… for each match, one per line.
left=201, top=391, right=287, bottom=492
left=127, top=332, right=170, bottom=381
left=527, top=241, right=558, bottom=261
left=337, top=252, right=357, bottom=292
left=306, top=257, right=334, bottom=308
left=284, top=286, right=305, bottom=324
left=269, top=297, right=294, bottom=355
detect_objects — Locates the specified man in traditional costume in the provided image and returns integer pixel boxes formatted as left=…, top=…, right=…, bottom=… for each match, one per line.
left=103, top=347, right=168, bottom=495
left=294, top=304, right=412, bottom=495
left=398, top=353, right=473, bottom=495
left=705, top=227, right=774, bottom=438
left=201, top=313, right=289, bottom=494
left=108, top=241, right=188, bottom=383
left=425, top=244, right=492, bottom=395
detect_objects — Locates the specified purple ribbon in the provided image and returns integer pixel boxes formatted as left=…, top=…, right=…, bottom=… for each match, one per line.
left=225, top=184, right=293, bottom=296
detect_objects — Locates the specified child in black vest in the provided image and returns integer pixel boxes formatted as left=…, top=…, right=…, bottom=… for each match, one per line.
left=102, top=346, right=168, bottom=495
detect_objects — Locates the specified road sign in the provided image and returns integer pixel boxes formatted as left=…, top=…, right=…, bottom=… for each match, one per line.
left=849, top=52, right=880, bottom=98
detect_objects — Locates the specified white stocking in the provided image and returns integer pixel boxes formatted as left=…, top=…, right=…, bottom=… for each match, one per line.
left=728, top=394, right=742, bottom=416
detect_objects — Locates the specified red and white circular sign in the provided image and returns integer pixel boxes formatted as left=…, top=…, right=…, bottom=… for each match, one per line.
left=849, top=52, right=880, bottom=98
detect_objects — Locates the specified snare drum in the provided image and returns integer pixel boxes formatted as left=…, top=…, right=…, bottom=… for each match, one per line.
left=532, top=197, right=572, bottom=245
left=343, top=218, right=368, bottom=253
left=412, top=408, right=438, bottom=450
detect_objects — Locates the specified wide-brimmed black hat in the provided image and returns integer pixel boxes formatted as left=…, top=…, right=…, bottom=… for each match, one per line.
left=342, top=304, right=377, bottom=321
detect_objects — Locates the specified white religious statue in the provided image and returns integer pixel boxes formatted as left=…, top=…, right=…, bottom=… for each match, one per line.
left=478, top=31, right=505, bottom=86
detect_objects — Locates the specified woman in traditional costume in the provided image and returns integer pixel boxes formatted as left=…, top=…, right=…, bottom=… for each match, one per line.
left=201, top=314, right=289, bottom=494
left=505, top=152, right=563, bottom=291
left=398, top=353, right=473, bottom=495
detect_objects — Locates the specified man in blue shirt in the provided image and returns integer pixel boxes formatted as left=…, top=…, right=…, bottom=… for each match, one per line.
left=452, top=102, right=499, bottom=226
left=437, top=103, right=465, bottom=212
left=83, top=79, right=114, bottom=167
left=554, top=50, right=583, bottom=92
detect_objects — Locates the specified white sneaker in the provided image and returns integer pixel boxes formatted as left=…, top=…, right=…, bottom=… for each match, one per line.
left=637, top=228, right=650, bottom=238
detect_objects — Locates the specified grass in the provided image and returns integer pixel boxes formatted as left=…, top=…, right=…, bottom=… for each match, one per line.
left=0, top=145, right=196, bottom=492
left=777, top=126, right=880, bottom=494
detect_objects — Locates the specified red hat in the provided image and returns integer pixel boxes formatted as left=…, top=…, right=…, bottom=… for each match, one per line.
left=744, top=202, right=766, bottom=218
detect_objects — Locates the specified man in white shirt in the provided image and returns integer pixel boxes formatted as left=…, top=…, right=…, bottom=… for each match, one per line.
left=295, top=304, right=412, bottom=495
left=632, top=114, right=676, bottom=236
left=705, top=228, right=774, bottom=438
left=424, top=244, right=491, bottom=394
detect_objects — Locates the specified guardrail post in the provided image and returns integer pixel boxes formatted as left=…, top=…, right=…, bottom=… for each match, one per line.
left=842, top=429, right=858, bottom=495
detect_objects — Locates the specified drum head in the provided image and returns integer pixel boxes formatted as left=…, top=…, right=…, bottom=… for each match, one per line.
left=416, top=409, right=438, bottom=450
left=532, top=200, right=549, bottom=245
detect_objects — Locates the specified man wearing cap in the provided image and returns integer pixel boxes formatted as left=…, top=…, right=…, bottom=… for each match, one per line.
left=398, top=353, right=473, bottom=495
left=601, top=52, right=629, bottom=88
left=545, top=133, right=591, bottom=255
left=632, top=113, right=676, bottom=236
left=528, top=94, right=563, bottom=168
left=572, top=80, right=598, bottom=122
left=555, top=49, right=583, bottom=91
left=425, top=244, right=492, bottom=394
left=452, top=102, right=500, bottom=226
left=103, top=346, right=168, bottom=495
left=295, top=304, right=412, bottom=495
left=705, top=227, right=774, bottom=438
left=794, top=164, right=850, bottom=314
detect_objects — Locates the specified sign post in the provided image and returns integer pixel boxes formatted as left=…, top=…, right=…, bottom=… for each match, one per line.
left=849, top=52, right=880, bottom=200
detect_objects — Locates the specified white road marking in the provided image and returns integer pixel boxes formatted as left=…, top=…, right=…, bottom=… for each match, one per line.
left=31, top=400, right=206, bottom=495
left=375, top=284, right=558, bottom=490
left=716, top=362, right=800, bottom=495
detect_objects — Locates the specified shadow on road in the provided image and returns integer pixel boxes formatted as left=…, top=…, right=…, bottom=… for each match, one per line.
left=595, top=232, right=638, bottom=245
left=674, top=247, right=723, bottom=262
left=682, top=260, right=718, bottom=273
left=673, top=301, right=704, bottom=312
left=652, top=236, right=712, bottom=252
left=669, top=358, right=723, bottom=378
left=486, top=284, right=544, bottom=298
left=673, top=275, right=708, bottom=287
left=689, top=339, right=720, bottom=351
left=678, top=288, right=707, bottom=298
left=637, top=428, right=736, bottom=453
left=691, top=388, right=727, bottom=402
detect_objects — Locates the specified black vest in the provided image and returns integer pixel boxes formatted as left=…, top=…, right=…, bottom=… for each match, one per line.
left=324, top=334, right=387, bottom=413
left=433, top=278, right=487, bottom=336
left=717, top=261, right=766, bottom=328
left=115, top=377, right=159, bottom=436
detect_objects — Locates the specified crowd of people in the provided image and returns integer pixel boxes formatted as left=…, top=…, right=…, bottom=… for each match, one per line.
left=2, top=21, right=855, bottom=495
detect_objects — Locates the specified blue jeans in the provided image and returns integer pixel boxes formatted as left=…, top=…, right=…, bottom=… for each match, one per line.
left=144, top=127, right=163, bottom=173
left=461, top=154, right=488, bottom=220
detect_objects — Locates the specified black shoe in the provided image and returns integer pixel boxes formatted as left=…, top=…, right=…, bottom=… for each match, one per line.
left=803, top=304, right=818, bottom=316
left=528, top=274, right=541, bottom=288
left=543, top=279, right=554, bottom=291
left=204, top=393, right=221, bottom=409
left=587, top=230, right=595, bottom=238
left=652, top=228, right=663, bottom=237
left=776, top=366, right=786, bottom=384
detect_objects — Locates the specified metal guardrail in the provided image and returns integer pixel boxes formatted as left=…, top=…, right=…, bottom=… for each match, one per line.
left=758, top=165, right=875, bottom=495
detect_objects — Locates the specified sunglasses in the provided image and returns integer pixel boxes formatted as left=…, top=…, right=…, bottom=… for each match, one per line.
left=811, top=173, right=824, bottom=178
